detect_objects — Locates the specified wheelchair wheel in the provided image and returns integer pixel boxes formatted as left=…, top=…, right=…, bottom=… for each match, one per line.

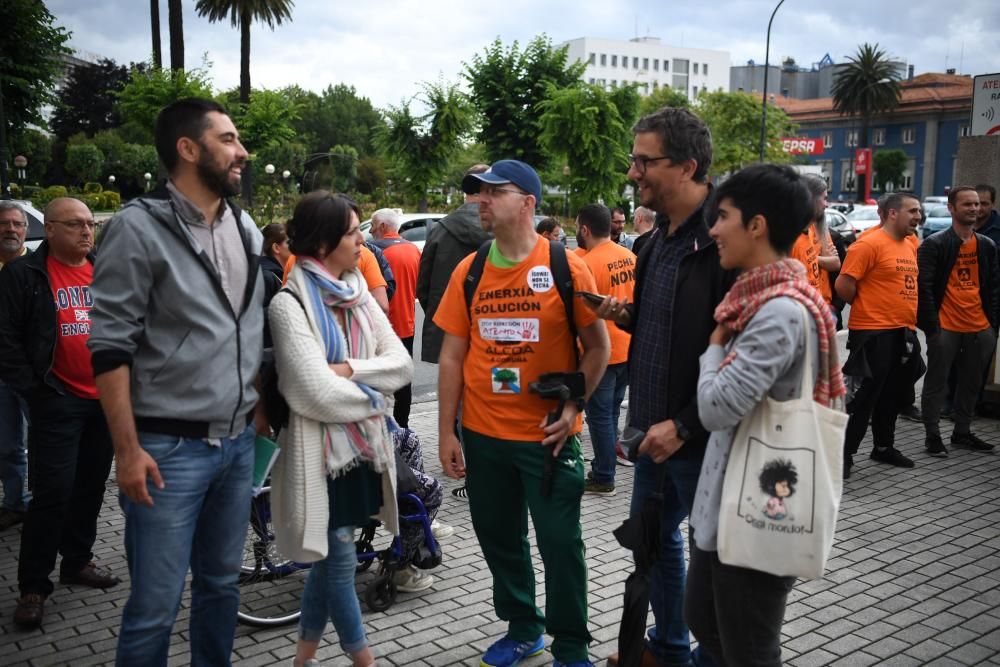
left=237, top=489, right=311, bottom=627
left=356, top=523, right=377, bottom=572
left=365, top=572, right=397, bottom=612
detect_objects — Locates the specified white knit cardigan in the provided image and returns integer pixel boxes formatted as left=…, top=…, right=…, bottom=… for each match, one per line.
left=268, top=266, right=413, bottom=563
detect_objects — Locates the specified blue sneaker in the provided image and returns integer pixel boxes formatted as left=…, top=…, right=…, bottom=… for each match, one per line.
left=480, top=635, right=545, bottom=667
left=552, top=661, right=594, bottom=667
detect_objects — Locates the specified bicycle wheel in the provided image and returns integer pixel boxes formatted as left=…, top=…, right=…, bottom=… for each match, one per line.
left=237, top=488, right=311, bottom=627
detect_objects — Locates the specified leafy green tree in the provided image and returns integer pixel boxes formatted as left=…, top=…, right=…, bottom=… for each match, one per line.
left=696, top=90, right=796, bottom=176
left=356, top=155, right=386, bottom=195
left=231, top=88, right=300, bottom=153
left=873, top=149, right=908, bottom=192
left=291, top=84, right=384, bottom=158
left=464, top=36, right=585, bottom=168
left=832, top=43, right=901, bottom=200
left=639, top=86, right=691, bottom=116
left=65, top=144, right=105, bottom=184
left=115, top=143, right=159, bottom=189
left=537, top=83, right=638, bottom=208
left=0, top=0, right=72, bottom=133
left=328, top=144, right=358, bottom=192
left=52, top=59, right=135, bottom=140
left=116, top=64, right=214, bottom=136
left=377, top=82, right=474, bottom=211
left=255, top=141, right=307, bottom=179
left=195, top=0, right=295, bottom=104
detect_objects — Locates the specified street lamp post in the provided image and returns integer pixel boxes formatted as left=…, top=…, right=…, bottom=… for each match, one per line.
left=759, top=0, right=787, bottom=162
left=144, top=172, right=152, bottom=192
left=13, top=155, right=27, bottom=190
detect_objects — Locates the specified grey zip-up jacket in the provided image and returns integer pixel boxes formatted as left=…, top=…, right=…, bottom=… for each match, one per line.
left=88, top=186, right=265, bottom=438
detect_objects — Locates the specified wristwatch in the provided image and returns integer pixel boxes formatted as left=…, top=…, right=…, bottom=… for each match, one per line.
left=674, top=418, right=692, bottom=442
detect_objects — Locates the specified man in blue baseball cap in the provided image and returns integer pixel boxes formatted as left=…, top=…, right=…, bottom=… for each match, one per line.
left=440, top=159, right=610, bottom=667
left=461, top=159, right=544, bottom=205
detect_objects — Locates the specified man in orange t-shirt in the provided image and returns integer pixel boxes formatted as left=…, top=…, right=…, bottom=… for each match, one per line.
left=576, top=203, right=635, bottom=496
left=917, top=186, right=999, bottom=456
left=370, top=208, right=422, bottom=427
left=435, top=159, right=609, bottom=667
left=836, top=192, right=923, bottom=477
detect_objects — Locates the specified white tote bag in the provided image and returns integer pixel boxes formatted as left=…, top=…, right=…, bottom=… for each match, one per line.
left=717, top=306, right=848, bottom=580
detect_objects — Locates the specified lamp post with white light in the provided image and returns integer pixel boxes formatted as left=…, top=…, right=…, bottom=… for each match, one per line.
left=758, top=0, right=787, bottom=162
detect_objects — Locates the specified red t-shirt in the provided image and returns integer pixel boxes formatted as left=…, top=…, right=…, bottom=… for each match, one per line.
left=47, top=256, right=98, bottom=399
left=378, top=232, right=422, bottom=339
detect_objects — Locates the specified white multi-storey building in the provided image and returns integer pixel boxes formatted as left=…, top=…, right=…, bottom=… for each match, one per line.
left=560, top=36, right=730, bottom=99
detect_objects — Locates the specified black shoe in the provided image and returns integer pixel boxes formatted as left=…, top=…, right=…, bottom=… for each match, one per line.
left=899, top=405, right=923, bottom=422
left=59, top=562, right=120, bottom=589
left=925, top=436, right=948, bottom=458
left=0, top=508, right=25, bottom=531
left=951, top=432, right=995, bottom=452
left=870, top=447, right=915, bottom=468
left=13, top=593, right=45, bottom=629
left=451, top=485, right=468, bottom=500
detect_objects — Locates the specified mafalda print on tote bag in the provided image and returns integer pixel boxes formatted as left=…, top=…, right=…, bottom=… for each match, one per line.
left=734, top=442, right=813, bottom=532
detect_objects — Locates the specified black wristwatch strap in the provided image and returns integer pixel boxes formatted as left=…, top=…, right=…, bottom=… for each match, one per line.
left=674, top=418, right=692, bottom=441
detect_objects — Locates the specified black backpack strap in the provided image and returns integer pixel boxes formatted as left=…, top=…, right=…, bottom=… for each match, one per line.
left=548, top=240, right=579, bottom=365
left=278, top=287, right=306, bottom=311
left=463, top=240, right=493, bottom=315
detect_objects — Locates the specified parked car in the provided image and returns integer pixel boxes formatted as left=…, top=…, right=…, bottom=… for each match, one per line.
left=923, top=196, right=948, bottom=206
left=845, top=205, right=881, bottom=234
left=361, top=212, right=446, bottom=251
left=824, top=208, right=856, bottom=246
left=11, top=200, right=46, bottom=251
left=920, top=205, right=951, bottom=239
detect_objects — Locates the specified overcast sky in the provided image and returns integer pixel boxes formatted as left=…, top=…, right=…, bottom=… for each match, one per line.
left=48, top=0, right=1000, bottom=109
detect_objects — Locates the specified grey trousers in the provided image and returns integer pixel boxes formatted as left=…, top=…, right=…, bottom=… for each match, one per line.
left=922, top=328, right=997, bottom=438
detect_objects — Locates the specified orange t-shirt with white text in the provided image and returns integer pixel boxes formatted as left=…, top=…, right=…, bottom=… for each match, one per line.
left=377, top=233, right=421, bottom=338
left=939, top=234, right=990, bottom=333
left=840, top=228, right=918, bottom=330
left=433, top=237, right=599, bottom=441
left=790, top=226, right=823, bottom=293
left=282, top=246, right=387, bottom=291
left=582, top=240, right=635, bottom=365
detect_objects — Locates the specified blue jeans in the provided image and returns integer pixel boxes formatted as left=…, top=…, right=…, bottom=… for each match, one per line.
left=0, top=382, right=28, bottom=511
left=299, top=525, right=368, bottom=654
left=585, top=363, right=629, bottom=485
left=116, top=424, right=254, bottom=667
left=630, top=453, right=713, bottom=667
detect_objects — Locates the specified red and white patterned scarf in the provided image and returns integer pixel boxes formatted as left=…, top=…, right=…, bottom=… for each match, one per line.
left=714, top=258, right=846, bottom=406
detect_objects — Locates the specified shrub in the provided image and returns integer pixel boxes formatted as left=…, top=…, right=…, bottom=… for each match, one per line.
left=31, top=185, right=70, bottom=210
left=83, top=182, right=103, bottom=194
left=9, top=183, right=21, bottom=198
left=98, top=191, right=121, bottom=210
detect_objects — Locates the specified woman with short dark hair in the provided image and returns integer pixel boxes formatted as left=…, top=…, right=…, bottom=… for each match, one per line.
left=685, top=165, right=846, bottom=665
left=268, top=191, right=412, bottom=667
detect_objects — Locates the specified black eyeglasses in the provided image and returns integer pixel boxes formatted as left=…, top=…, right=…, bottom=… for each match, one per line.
left=628, top=154, right=672, bottom=176
left=0, top=219, right=27, bottom=229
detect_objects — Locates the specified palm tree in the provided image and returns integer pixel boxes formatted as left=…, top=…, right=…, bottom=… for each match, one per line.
left=168, top=0, right=183, bottom=71
left=832, top=43, right=901, bottom=201
left=150, top=0, right=162, bottom=68
left=195, top=0, right=295, bottom=105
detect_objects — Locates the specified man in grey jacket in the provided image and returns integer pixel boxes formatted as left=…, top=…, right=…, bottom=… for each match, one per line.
left=88, top=98, right=264, bottom=667
left=417, top=163, right=491, bottom=364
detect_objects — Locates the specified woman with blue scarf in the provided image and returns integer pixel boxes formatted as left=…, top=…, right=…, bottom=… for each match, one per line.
left=269, top=192, right=413, bottom=667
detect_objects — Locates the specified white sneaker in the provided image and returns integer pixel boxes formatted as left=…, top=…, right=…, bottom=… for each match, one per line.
left=295, top=659, right=322, bottom=667
left=393, top=566, right=435, bottom=593
left=431, top=520, right=454, bottom=539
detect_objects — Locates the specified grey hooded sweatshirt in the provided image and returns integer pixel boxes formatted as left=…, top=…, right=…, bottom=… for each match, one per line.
left=88, top=186, right=264, bottom=438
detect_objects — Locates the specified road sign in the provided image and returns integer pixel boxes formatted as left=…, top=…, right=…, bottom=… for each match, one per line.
left=971, top=72, right=1000, bottom=136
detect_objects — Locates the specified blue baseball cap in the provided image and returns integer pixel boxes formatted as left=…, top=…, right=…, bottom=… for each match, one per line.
left=462, top=159, right=543, bottom=206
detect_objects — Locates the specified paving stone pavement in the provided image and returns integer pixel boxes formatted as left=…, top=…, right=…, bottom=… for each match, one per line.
left=1, top=403, right=999, bottom=666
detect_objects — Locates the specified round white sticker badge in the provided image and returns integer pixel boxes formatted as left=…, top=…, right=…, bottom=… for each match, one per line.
left=527, top=265, right=554, bottom=292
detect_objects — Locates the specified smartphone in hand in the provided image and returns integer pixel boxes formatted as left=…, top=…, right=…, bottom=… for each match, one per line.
left=575, top=291, right=607, bottom=306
